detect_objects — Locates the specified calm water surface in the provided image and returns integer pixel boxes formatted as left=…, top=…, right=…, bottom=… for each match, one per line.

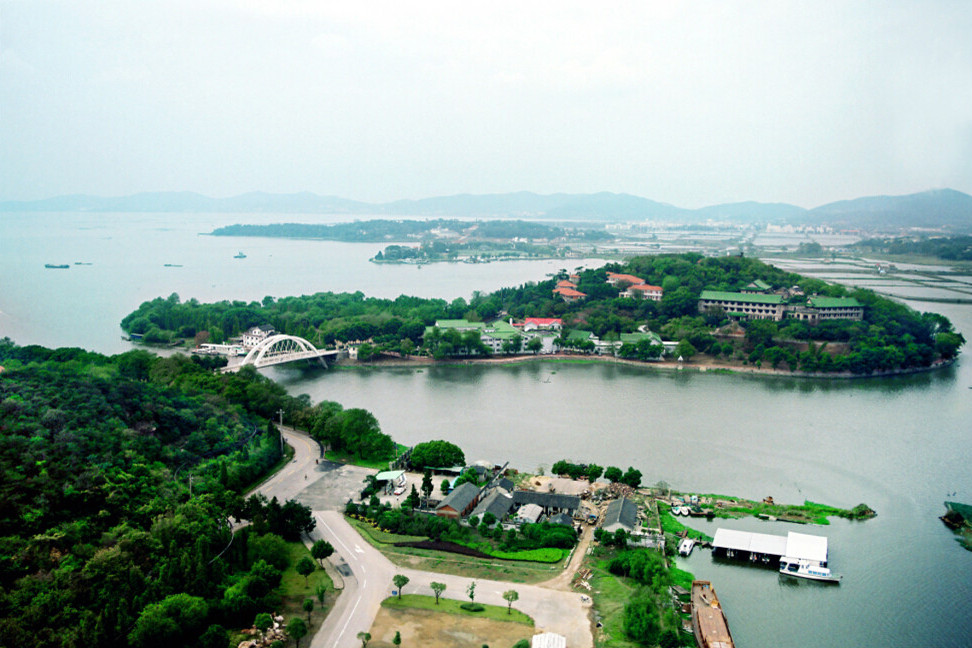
left=2, top=212, right=971, bottom=648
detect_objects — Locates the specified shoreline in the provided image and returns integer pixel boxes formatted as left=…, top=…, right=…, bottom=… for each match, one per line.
left=338, top=351, right=957, bottom=380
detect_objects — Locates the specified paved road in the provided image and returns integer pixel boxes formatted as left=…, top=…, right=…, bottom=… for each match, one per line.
left=265, top=427, right=593, bottom=647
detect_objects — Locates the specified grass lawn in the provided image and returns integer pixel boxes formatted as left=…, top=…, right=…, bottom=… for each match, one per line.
left=382, top=594, right=533, bottom=625
left=277, top=541, right=338, bottom=639
left=347, top=518, right=562, bottom=584
left=588, top=557, right=643, bottom=648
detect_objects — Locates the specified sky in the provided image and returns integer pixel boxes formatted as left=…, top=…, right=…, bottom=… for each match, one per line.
left=1, top=1, right=970, bottom=209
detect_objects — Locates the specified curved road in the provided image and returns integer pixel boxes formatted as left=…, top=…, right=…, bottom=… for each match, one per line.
left=262, top=428, right=593, bottom=648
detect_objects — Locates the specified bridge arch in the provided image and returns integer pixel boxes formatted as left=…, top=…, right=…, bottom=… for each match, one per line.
left=240, top=334, right=325, bottom=368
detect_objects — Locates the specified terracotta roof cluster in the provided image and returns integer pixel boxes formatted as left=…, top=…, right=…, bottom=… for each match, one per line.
left=552, top=286, right=587, bottom=299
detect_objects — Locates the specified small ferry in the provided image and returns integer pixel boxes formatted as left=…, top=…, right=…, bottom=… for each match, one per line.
left=692, top=580, right=735, bottom=648
left=779, top=558, right=842, bottom=583
left=679, top=537, right=696, bottom=556
left=233, top=251, right=247, bottom=259
left=44, top=264, right=70, bottom=269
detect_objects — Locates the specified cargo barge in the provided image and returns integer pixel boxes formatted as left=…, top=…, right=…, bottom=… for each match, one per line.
left=692, top=580, right=735, bottom=648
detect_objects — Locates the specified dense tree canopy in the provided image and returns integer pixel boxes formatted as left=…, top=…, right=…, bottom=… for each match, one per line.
left=0, top=340, right=370, bottom=648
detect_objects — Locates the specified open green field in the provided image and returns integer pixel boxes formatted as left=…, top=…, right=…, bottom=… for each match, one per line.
left=382, top=594, right=533, bottom=625
left=347, top=518, right=564, bottom=584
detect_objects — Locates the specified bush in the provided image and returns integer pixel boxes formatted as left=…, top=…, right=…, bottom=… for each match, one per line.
left=460, top=603, right=485, bottom=612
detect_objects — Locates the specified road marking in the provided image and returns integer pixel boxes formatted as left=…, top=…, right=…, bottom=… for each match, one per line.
left=354, top=544, right=363, bottom=554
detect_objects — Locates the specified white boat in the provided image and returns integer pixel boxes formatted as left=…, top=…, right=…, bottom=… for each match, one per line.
left=678, top=537, right=696, bottom=556
left=779, top=557, right=842, bottom=583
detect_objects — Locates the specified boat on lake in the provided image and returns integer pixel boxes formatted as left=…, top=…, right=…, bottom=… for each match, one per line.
left=692, top=580, right=735, bottom=648
left=779, top=558, right=842, bottom=583
left=44, top=264, right=70, bottom=269
left=679, top=537, right=696, bottom=556
left=233, top=251, right=247, bottom=258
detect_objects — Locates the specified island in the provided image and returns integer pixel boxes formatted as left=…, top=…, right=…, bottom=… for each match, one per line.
left=122, top=253, right=964, bottom=376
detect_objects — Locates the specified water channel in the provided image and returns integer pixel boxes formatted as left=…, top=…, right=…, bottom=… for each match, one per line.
left=2, top=212, right=971, bottom=647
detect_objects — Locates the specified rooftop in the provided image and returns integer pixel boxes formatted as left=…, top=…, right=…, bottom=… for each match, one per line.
left=699, top=290, right=784, bottom=305
left=808, top=296, right=862, bottom=309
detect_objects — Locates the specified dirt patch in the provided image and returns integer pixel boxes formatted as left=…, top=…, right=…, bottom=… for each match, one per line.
left=394, top=540, right=492, bottom=558
left=368, top=607, right=533, bottom=648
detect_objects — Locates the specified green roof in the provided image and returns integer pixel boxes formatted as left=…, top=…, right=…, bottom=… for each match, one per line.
left=567, top=329, right=594, bottom=341
left=746, top=279, right=771, bottom=290
left=808, top=297, right=862, bottom=309
left=620, top=332, right=661, bottom=345
left=433, top=319, right=486, bottom=330
left=699, top=290, right=783, bottom=305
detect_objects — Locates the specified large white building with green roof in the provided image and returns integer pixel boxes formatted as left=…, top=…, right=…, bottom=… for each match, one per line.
left=698, top=290, right=864, bottom=322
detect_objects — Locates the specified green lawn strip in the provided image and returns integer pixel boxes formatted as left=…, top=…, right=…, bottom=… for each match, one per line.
left=346, top=518, right=560, bottom=583
left=382, top=594, right=533, bottom=626
left=276, top=542, right=337, bottom=639
left=455, top=540, right=566, bottom=563
left=588, top=558, right=642, bottom=648
left=677, top=494, right=874, bottom=525
left=347, top=516, right=428, bottom=544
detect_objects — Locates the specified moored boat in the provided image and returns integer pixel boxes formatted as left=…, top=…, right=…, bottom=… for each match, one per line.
left=44, top=264, right=70, bottom=269
left=233, top=251, right=247, bottom=258
left=779, top=557, right=842, bottom=583
left=692, top=580, right=735, bottom=648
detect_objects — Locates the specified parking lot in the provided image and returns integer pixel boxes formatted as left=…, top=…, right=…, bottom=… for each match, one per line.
left=295, top=460, right=376, bottom=511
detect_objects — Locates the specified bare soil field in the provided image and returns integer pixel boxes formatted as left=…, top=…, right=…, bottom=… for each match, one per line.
left=368, top=607, right=533, bottom=648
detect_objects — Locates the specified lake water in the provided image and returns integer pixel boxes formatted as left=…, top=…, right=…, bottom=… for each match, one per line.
left=2, top=212, right=971, bottom=648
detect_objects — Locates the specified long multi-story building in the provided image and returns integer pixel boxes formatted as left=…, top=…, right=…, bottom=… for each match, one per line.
left=698, top=291, right=864, bottom=323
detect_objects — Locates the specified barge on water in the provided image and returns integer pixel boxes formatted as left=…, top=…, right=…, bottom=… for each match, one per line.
left=691, top=580, right=735, bottom=648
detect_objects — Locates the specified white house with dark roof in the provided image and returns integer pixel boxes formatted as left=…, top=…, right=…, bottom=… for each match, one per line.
left=242, top=325, right=276, bottom=349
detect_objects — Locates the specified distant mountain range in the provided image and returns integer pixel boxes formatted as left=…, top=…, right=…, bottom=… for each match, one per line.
left=2, top=188, right=970, bottom=230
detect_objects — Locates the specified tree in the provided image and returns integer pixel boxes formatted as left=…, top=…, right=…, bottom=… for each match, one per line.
left=296, top=556, right=316, bottom=584
left=502, top=589, right=519, bottom=614
left=287, top=617, right=308, bottom=648
left=481, top=512, right=497, bottom=528
left=674, top=338, right=696, bottom=361
left=621, top=467, right=642, bottom=488
left=254, top=613, right=273, bottom=641
left=392, top=630, right=402, bottom=647
left=357, top=631, right=372, bottom=647
left=466, top=581, right=477, bottom=602
left=586, top=464, right=604, bottom=481
left=315, top=583, right=328, bottom=606
left=303, top=598, right=314, bottom=623
left=393, top=574, right=410, bottom=598
left=430, top=581, right=446, bottom=604
left=199, top=625, right=230, bottom=648
left=128, top=593, right=209, bottom=648
left=441, top=478, right=451, bottom=495
left=409, top=440, right=465, bottom=470
left=526, top=336, right=543, bottom=354
left=311, top=539, right=334, bottom=566
left=421, top=469, right=434, bottom=505
left=604, top=466, right=623, bottom=483
left=404, top=484, right=421, bottom=510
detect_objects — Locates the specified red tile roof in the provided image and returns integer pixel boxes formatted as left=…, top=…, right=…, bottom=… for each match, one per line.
left=524, top=317, right=563, bottom=327
left=553, top=287, right=587, bottom=297
left=628, top=283, right=663, bottom=292
left=556, top=280, right=577, bottom=288
left=607, top=272, right=645, bottom=285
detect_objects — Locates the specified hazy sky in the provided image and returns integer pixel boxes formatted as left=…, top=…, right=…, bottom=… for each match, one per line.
left=2, top=1, right=970, bottom=208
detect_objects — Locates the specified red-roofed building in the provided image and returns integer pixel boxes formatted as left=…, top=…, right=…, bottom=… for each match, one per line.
left=624, top=283, right=664, bottom=302
left=552, top=287, right=587, bottom=303
left=556, top=280, right=577, bottom=289
left=606, top=272, right=645, bottom=286
left=523, top=317, right=563, bottom=331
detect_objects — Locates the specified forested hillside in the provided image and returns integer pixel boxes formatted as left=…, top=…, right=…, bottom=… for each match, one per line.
left=121, top=254, right=964, bottom=374
left=0, top=342, right=386, bottom=648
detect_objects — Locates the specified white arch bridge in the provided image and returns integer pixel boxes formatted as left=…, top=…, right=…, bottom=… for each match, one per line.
left=221, top=335, right=339, bottom=373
